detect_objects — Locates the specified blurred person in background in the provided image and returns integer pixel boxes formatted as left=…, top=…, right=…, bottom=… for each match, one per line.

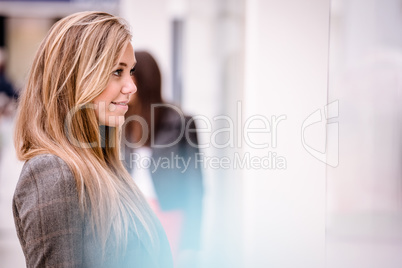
left=0, top=48, right=18, bottom=165
left=123, top=51, right=204, bottom=268
left=12, top=11, right=173, bottom=267
left=0, top=48, right=18, bottom=117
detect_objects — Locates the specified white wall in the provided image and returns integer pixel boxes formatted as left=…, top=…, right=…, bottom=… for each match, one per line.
left=243, top=0, right=330, bottom=267
left=326, top=0, right=402, bottom=267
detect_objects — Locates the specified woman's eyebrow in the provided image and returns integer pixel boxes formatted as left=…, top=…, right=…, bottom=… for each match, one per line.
left=118, top=62, right=136, bottom=68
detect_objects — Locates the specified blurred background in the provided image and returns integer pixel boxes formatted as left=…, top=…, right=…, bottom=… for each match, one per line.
left=1, top=0, right=402, bottom=267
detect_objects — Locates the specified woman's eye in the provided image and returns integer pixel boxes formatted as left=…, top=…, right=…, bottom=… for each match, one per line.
left=113, top=69, right=123, bottom=76
left=130, top=67, right=136, bottom=76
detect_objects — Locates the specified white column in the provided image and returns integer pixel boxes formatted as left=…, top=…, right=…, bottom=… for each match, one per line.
left=243, top=0, right=330, bottom=267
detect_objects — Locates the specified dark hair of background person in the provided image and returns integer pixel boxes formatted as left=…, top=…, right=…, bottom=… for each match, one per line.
left=125, top=51, right=163, bottom=147
left=123, top=51, right=204, bottom=258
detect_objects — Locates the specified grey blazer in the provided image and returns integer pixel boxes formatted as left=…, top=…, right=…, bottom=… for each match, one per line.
left=12, top=154, right=173, bottom=268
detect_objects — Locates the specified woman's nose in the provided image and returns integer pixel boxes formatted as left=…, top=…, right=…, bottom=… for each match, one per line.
left=122, top=77, right=137, bottom=95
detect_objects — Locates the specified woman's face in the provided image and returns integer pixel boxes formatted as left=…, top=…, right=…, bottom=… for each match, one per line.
left=93, top=43, right=137, bottom=127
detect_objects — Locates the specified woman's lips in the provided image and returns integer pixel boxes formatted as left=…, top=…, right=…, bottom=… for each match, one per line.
left=109, top=101, right=128, bottom=111
left=111, top=101, right=128, bottom=106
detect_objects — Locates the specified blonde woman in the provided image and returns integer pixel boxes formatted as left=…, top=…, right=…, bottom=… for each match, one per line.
left=12, top=11, right=173, bottom=267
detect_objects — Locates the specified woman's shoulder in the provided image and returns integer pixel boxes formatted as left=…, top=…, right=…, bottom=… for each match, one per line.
left=12, top=154, right=84, bottom=267
left=20, top=153, right=73, bottom=181
left=15, top=154, right=77, bottom=201
left=24, top=153, right=68, bottom=167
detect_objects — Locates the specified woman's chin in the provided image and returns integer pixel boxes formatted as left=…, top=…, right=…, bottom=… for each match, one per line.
left=102, top=115, right=125, bottom=127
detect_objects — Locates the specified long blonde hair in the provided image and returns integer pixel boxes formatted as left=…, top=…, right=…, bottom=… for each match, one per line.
left=14, top=11, right=159, bottom=253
